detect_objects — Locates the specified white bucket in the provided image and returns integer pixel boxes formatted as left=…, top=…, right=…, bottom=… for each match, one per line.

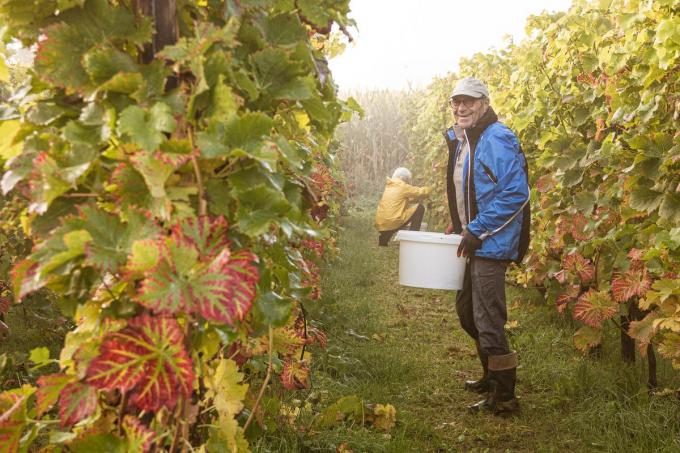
left=394, top=231, right=466, bottom=290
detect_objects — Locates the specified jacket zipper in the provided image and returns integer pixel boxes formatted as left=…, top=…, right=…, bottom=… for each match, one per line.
left=463, top=129, right=471, bottom=226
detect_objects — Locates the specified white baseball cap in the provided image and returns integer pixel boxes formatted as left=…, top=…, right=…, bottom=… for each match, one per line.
left=450, top=77, right=489, bottom=99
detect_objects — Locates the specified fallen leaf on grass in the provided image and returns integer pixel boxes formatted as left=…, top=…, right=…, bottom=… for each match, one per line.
left=505, top=320, right=520, bottom=330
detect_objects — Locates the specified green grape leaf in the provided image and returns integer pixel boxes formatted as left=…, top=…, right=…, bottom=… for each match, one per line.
left=110, top=164, right=153, bottom=211
left=629, top=185, right=663, bottom=212
left=69, top=434, right=126, bottom=453
left=100, top=72, right=144, bottom=94
left=264, top=13, right=307, bottom=46
left=35, top=21, right=92, bottom=91
left=129, top=151, right=185, bottom=198
left=83, top=45, right=138, bottom=85
left=199, top=113, right=273, bottom=159
left=118, top=103, right=176, bottom=151
left=34, top=0, right=152, bottom=92
left=86, top=314, right=194, bottom=412
left=61, top=205, right=161, bottom=273
left=28, top=152, right=73, bottom=215
left=659, top=193, right=680, bottom=225
left=253, top=291, right=292, bottom=327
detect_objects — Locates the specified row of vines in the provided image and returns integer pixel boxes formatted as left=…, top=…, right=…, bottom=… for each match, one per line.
left=0, top=0, right=364, bottom=451
left=406, top=0, right=680, bottom=382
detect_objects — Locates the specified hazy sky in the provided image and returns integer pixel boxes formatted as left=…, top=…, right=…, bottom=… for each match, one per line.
left=329, top=0, right=573, bottom=91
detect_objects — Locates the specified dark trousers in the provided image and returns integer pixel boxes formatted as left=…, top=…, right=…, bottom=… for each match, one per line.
left=455, top=257, right=510, bottom=356
left=378, top=204, right=425, bottom=246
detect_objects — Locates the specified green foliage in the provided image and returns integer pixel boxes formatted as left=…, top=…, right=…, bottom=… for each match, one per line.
left=0, top=0, right=352, bottom=450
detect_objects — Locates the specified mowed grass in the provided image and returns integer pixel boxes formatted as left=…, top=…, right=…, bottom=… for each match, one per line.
left=256, top=201, right=680, bottom=453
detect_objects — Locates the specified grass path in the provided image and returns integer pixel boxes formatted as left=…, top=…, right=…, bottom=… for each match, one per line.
left=259, top=206, right=680, bottom=452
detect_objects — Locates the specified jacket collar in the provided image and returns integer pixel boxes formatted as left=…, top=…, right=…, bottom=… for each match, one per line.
left=465, top=107, right=498, bottom=142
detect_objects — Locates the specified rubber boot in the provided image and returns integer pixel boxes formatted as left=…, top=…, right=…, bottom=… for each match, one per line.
left=464, top=341, right=490, bottom=394
left=468, top=352, right=519, bottom=416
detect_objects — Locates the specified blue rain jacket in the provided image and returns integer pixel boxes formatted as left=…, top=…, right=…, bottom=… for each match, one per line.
left=445, top=113, right=529, bottom=262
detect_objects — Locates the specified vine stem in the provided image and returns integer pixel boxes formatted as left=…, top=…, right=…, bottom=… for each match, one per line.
left=0, top=395, right=26, bottom=424
left=116, top=392, right=128, bottom=436
left=243, top=326, right=274, bottom=432
left=188, top=127, right=207, bottom=217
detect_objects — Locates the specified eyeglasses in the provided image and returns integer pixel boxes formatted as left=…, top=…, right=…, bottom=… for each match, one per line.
left=449, top=97, right=480, bottom=109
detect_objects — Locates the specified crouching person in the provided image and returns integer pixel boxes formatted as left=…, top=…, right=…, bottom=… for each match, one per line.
left=443, top=77, right=531, bottom=415
left=374, top=167, right=431, bottom=246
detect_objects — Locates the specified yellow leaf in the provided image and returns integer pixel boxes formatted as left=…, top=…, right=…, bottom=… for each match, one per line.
left=205, top=358, right=248, bottom=419
left=294, top=110, right=310, bottom=130
left=505, top=320, right=520, bottom=330
left=0, top=120, right=22, bottom=160
left=0, top=57, right=8, bottom=82
left=372, top=403, right=397, bottom=431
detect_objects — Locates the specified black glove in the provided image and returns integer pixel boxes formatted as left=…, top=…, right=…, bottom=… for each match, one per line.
left=457, top=229, right=482, bottom=257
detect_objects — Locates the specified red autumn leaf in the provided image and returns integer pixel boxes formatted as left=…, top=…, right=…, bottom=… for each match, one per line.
left=171, top=216, right=230, bottom=259
left=536, top=175, right=556, bottom=193
left=123, top=415, right=155, bottom=453
left=552, top=269, right=567, bottom=284
left=626, top=248, right=646, bottom=272
left=280, top=361, right=310, bottom=390
left=570, top=212, right=593, bottom=241
left=563, top=253, right=595, bottom=283
left=300, top=239, right=324, bottom=258
left=36, top=374, right=73, bottom=416
left=193, top=249, right=259, bottom=324
left=627, top=248, right=645, bottom=262
left=308, top=327, right=328, bottom=349
left=59, top=381, right=97, bottom=427
left=556, top=285, right=581, bottom=314
left=0, top=297, right=9, bottom=316
left=573, top=290, right=618, bottom=328
left=136, top=218, right=259, bottom=325
left=301, top=259, right=320, bottom=300
left=611, top=270, right=652, bottom=302
left=10, top=259, right=42, bottom=302
left=86, top=314, right=194, bottom=412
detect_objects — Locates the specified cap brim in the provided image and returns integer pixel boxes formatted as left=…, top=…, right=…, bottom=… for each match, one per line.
left=450, top=90, right=485, bottom=99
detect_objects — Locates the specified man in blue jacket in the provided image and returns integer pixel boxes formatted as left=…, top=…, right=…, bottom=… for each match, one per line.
left=444, top=77, right=530, bottom=415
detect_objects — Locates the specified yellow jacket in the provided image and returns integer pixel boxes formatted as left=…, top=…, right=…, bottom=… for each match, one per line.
left=374, top=178, right=431, bottom=231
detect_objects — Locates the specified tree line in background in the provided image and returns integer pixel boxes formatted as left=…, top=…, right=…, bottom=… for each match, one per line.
left=337, top=0, right=680, bottom=387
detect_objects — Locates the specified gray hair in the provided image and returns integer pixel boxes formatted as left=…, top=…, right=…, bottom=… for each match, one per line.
left=392, top=167, right=412, bottom=182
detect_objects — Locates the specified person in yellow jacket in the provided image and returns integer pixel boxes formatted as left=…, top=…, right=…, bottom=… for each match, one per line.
left=375, top=167, right=431, bottom=246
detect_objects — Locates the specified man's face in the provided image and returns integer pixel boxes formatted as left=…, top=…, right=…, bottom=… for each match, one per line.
left=450, top=96, right=487, bottom=129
